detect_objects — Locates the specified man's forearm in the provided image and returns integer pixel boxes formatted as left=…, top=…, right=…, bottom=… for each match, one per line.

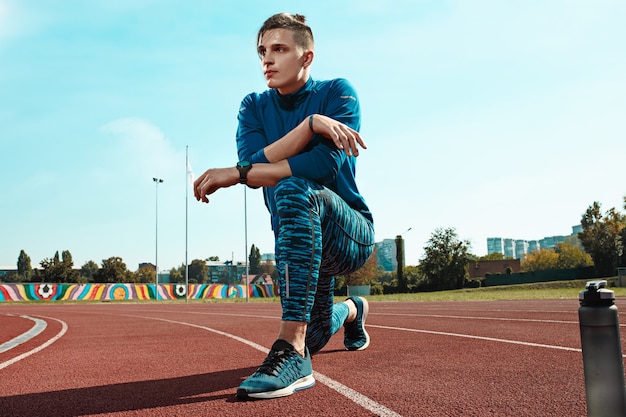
left=246, top=160, right=293, bottom=188
left=263, top=117, right=313, bottom=163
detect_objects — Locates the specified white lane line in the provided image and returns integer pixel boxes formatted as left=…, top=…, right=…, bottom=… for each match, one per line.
left=0, top=315, right=48, bottom=353
left=314, top=373, right=402, bottom=417
left=374, top=312, right=576, bottom=324
left=368, top=324, right=581, bottom=352
left=127, top=314, right=402, bottom=417
left=0, top=315, right=68, bottom=370
left=374, top=312, right=626, bottom=330
left=182, top=312, right=280, bottom=320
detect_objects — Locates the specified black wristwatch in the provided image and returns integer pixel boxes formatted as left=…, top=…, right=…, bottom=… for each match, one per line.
left=236, top=161, right=252, bottom=185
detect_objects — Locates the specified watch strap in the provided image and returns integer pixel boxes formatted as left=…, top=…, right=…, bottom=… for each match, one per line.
left=236, top=161, right=252, bottom=185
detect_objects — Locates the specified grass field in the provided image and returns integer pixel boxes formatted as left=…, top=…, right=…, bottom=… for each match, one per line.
left=368, top=278, right=626, bottom=302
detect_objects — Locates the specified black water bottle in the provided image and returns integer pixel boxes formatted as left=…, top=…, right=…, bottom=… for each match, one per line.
left=579, top=280, right=626, bottom=417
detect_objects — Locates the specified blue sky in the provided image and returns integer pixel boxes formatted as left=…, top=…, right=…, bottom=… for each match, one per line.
left=1, top=0, right=625, bottom=271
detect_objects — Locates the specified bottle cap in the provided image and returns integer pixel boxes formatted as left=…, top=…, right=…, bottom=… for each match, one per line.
left=579, top=280, right=615, bottom=306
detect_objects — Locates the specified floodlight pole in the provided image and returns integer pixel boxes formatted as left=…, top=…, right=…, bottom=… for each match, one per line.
left=153, top=177, right=164, bottom=300
left=244, top=186, right=249, bottom=303
left=185, top=147, right=189, bottom=303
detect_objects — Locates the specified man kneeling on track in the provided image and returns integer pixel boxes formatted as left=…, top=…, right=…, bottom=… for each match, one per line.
left=194, top=12, right=374, bottom=399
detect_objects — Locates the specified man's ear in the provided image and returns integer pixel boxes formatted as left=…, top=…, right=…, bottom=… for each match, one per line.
left=303, top=50, right=314, bottom=67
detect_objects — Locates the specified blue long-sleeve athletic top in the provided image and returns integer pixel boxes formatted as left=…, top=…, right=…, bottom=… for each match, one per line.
left=236, top=77, right=373, bottom=232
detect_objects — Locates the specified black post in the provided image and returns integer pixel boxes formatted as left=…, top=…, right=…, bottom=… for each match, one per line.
left=396, top=235, right=406, bottom=293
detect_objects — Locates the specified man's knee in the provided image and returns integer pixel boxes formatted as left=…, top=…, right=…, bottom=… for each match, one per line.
left=274, top=177, right=310, bottom=200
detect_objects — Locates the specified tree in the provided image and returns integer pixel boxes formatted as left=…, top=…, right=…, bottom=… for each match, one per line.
left=135, top=265, right=156, bottom=283
left=564, top=234, right=585, bottom=251
left=38, top=254, right=58, bottom=283
left=579, top=201, right=625, bottom=277
left=480, top=252, right=505, bottom=261
left=38, top=250, right=78, bottom=283
left=521, top=249, right=559, bottom=272
left=81, top=261, right=99, bottom=282
left=420, top=227, right=471, bottom=291
left=404, top=265, right=424, bottom=289
left=188, top=259, right=208, bottom=284
left=622, top=195, right=626, bottom=267
left=95, top=257, right=132, bottom=283
left=260, top=260, right=276, bottom=276
left=61, top=250, right=79, bottom=282
left=169, top=266, right=183, bottom=283
left=554, top=242, right=593, bottom=269
left=248, top=244, right=262, bottom=274
left=17, top=250, right=33, bottom=282
left=345, top=248, right=379, bottom=287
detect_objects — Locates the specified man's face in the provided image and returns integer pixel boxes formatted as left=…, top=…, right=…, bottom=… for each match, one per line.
left=257, top=28, right=311, bottom=95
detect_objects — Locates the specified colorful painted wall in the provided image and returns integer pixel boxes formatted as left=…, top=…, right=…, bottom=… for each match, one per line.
left=0, top=283, right=278, bottom=302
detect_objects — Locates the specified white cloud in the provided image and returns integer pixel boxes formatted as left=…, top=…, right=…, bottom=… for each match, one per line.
left=0, top=1, right=52, bottom=43
left=0, top=1, right=16, bottom=40
left=100, top=117, right=182, bottom=180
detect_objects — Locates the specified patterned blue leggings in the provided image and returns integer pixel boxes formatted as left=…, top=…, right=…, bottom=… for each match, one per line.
left=274, top=177, right=374, bottom=354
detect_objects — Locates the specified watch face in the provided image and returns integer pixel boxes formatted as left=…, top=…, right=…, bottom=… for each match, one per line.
left=238, top=161, right=251, bottom=168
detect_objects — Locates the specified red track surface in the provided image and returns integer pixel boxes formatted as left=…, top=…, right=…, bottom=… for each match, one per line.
left=0, top=298, right=620, bottom=416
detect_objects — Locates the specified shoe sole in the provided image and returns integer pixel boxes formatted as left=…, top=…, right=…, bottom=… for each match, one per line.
left=348, top=296, right=370, bottom=351
left=356, top=296, right=370, bottom=350
left=237, top=375, right=315, bottom=400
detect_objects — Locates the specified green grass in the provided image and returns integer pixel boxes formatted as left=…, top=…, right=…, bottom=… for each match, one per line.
left=366, top=278, right=626, bottom=302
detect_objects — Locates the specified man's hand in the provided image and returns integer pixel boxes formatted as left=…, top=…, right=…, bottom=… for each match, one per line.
left=309, top=114, right=367, bottom=157
left=193, top=167, right=239, bottom=203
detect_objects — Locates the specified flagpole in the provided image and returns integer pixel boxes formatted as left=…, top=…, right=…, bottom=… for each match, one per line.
left=185, top=145, right=189, bottom=304
left=244, top=186, right=249, bottom=303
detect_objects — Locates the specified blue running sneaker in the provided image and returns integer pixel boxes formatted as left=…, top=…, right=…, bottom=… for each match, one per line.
left=344, top=296, right=370, bottom=351
left=237, top=339, right=315, bottom=400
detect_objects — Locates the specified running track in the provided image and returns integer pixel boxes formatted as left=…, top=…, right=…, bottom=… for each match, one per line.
left=0, top=298, right=619, bottom=416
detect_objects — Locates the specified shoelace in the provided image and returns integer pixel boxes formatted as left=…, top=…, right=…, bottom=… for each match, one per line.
left=257, top=348, right=296, bottom=377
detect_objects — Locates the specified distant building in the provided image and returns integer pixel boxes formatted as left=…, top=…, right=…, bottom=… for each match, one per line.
left=528, top=240, right=540, bottom=253
left=158, top=271, right=171, bottom=283
left=515, top=240, right=529, bottom=260
left=487, top=238, right=504, bottom=255
left=206, top=261, right=247, bottom=284
left=375, top=239, right=397, bottom=272
left=244, top=273, right=274, bottom=285
left=0, top=266, right=16, bottom=280
left=503, top=239, right=515, bottom=259
left=487, top=225, right=582, bottom=259
left=261, top=253, right=275, bottom=262
left=538, top=235, right=567, bottom=250
left=138, top=262, right=155, bottom=271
